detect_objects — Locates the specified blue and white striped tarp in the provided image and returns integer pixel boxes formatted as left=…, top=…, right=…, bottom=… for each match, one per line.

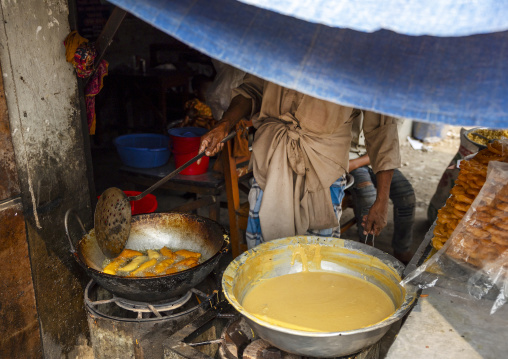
left=109, top=0, right=508, bottom=128
left=237, top=0, right=508, bottom=37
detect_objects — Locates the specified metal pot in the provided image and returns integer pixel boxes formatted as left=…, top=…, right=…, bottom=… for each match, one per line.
left=222, top=236, right=417, bottom=358
left=463, top=127, right=488, bottom=149
left=65, top=210, right=228, bottom=302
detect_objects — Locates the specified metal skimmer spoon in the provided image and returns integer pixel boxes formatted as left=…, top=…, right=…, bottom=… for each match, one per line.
left=471, top=131, right=495, bottom=144
left=94, top=131, right=236, bottom=258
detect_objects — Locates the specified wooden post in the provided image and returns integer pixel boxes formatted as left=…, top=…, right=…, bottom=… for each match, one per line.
left=221, top=141, right=242, bottom=259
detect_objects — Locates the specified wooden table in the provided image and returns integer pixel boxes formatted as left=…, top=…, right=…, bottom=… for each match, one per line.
left=119, top=160, right=224, bottom=222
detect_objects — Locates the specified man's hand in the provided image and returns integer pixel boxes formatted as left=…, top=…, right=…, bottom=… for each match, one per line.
left=362, top=198, right=389, bottom=236
left=198, top=121, right=229, bottom=158
left=349, top=154, right=371, bottom=172
left=197, top=94, right=252, bottom=165
left=361, top=169, right=393, bottom=236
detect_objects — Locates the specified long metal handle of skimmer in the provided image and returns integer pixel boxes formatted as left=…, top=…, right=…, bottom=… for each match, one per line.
left=129, top=131, right=237, bottom=201
left=471, top=132, right=492, bottom=143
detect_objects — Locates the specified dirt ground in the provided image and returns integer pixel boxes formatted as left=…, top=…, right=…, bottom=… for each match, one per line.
left=340, top=125, right=463, bottom=256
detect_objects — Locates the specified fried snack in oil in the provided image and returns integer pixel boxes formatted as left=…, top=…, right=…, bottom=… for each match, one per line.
left=174, top=249, right=202, bottom=259
left=117, top=249, right=143, bottom=259
left=119, top=255, right=149, bottom=272
left=147, top=249, right=161, bottom=259
left=174, top=257, right=199, bottom=268
left=160, top=246, right=176, bottom=258
left=102, top=246, right=202, bottom=277
left=103, top=257, right=128, bottom=275
left=129, top=258, right=157, bottom=277
left=154, top=257, right=176, bottom=274
left=165, top=267, right=178, bottom=275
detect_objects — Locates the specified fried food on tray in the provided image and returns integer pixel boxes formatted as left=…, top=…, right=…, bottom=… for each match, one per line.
left=432, top=141, right=508, bottom=251
left=436, top=143, right=508, bottom=267
left=446, top=184, right=508, bottom=266
left=102, top=247, right=203, bottom=277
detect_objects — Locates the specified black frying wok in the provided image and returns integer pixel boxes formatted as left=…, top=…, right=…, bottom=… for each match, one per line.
left=65, top=211, right=228, bottom=302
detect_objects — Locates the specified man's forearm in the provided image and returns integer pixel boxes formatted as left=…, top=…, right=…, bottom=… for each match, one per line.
left=198, top=94, right=253, bottom=158
left=374, top=170, right=394, bottom=203
left=349, top=154, right=370, bottom=172
left=219, top=95, right=252, bottom=131
left=361, top=169, right=394, bottom=235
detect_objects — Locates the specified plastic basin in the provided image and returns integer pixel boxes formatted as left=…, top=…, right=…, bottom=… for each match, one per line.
left=114, top=134, right=170, bottom=168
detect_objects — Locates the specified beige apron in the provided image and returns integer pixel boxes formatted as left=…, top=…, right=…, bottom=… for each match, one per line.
left=252, top=115, right=352, bottom=241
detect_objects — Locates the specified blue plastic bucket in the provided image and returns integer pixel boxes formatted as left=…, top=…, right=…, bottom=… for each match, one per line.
left=114, top=134, right=170, bottom=168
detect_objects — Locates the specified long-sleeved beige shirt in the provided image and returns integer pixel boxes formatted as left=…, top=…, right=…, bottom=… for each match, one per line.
left=233, top=74, right=400, bottom=241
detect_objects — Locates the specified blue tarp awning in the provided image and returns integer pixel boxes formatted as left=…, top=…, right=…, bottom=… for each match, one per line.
left=236, top=0, right=508, bottom=37
left=108, top=0, right=508, bottom=127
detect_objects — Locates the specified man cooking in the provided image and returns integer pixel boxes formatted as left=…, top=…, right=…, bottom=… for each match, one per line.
left=349, top=112, right=415, bottom=264
left=199, top=74, right=400, bottom=247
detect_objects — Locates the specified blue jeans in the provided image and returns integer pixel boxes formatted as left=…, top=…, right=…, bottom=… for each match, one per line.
left=349, top=167, right=415, bottom=253
left=246, top=175, right=347, bottom=249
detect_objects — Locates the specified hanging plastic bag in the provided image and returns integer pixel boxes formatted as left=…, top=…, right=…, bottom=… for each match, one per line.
left=403, top=151, right=508, bottom=314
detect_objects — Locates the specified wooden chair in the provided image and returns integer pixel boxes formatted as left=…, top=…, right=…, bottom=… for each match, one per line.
left=221, top=123, right=253, bottom=259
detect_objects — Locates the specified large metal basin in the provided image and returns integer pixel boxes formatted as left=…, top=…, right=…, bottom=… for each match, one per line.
left=222, top=236, right=417, bottom=358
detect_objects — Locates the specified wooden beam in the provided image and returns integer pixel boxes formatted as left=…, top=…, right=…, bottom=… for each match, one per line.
left=85, top=7, right=127, bottom=86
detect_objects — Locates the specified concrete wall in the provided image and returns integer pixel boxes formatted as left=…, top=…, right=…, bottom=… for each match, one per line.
left=0, top=58, right=42, bottom=359
left=0, top=0, right=94, bottom=357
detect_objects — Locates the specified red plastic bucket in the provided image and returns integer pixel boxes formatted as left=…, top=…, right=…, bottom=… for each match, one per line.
left=125, top=191, right=158, bottom=215
left=97, top=191, right=158, bottom=215
left=170, top=134, right=202, bottom=153
left=168, top=127, right=209, bottom=175
left=173, top=150, right=209, bottom=175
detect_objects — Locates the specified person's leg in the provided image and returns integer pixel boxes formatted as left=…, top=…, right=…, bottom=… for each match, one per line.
left=388, top=169, right=416, bottom=260
left=306, top=175, right=347, bottom=238
left=245, top=177, right=264, bottom=249
left=349, top=166, right=377, bottom=241
left=250, top=175, right=348, bottom=245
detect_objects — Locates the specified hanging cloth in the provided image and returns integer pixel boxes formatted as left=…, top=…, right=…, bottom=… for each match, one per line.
left=64, top=31, right=108, bottom=134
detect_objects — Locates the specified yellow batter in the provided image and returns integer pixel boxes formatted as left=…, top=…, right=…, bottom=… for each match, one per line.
left=241, top=271, right=395, bottom=332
